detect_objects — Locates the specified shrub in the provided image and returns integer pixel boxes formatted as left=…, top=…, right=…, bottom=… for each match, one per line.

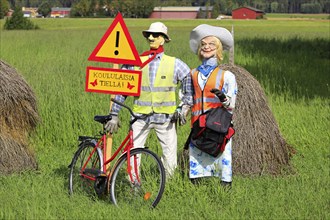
left=4, top=7, right=39, bottom=30
left=0, top=0, right=10, bottom=19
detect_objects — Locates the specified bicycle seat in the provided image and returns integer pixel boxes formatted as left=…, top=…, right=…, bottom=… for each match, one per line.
left=94, top=115, right=112, bottom=124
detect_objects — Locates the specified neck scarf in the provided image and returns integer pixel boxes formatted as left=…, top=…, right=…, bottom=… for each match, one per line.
left=197, top=57, right=218, bottom=77
left=139, top=46, right=164, bottom=69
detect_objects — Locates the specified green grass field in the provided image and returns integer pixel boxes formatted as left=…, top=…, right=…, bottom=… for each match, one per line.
left=266, top=13, right=330, bottom=20
left=0, top=17, right=329, bottom=219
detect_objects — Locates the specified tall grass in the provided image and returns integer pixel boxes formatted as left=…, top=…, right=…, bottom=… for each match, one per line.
left=0, top=18, right=329, bottom=219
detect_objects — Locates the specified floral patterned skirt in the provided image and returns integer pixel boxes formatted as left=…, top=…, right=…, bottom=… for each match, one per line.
left=189, top=138, right=232, bottom=182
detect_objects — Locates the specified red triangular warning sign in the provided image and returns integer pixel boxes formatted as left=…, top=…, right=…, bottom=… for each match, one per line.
left=88, top=12, right=141, bottom=66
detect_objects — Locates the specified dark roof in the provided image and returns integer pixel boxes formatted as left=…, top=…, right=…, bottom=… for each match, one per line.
left=232, top=6, right=265, bottom=13
left=153, top=6, right=213, bottom=12
left=51, top=7, right=71, bottom=11
left=153, top=7, right=200, bottom=12
left=200, top=6, right=214, bottom=11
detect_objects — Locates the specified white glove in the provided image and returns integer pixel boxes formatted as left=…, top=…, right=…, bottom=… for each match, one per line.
left=179, top=104, right=190, bottom=126
left=105, top=115, right=121, bottom=134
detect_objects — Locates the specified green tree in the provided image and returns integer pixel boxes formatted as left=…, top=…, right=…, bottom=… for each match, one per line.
left=212, top=0, right=221, bottom=18
left=323, top=0, right=330, bottom=13
left=301, top=2, right=322, bottom=13
left=71, top=0, right=93, bottom=17
left=0, top=0, right=10, bottom=19
left=58, top=0, right=75, bottom=7
left=37, top=1, right=51, bottom=17
left=100, top=0, right=154, bottom=18
left=270, top=1, right=279, bottom=13
left=4, top=6, right=39, bottom=29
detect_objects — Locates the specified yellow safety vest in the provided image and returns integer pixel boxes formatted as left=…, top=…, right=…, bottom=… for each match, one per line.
left=133, top=54, right=177, bottom=114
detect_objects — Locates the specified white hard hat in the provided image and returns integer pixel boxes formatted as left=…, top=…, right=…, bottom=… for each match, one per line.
left=142, top=22, right=171, bottom=42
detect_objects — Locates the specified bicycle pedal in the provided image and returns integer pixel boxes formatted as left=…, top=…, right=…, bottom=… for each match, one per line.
left=98, top=172, right=107, bottom=177
left=84, top=169, right=106, bottom=178
left=94, top=175, right=107, bottom=196
left=95, top=173, right=107, bottom=185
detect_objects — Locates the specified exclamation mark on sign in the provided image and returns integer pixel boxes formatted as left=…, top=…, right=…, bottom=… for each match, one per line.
left=114, top=31, right=119, bottom=56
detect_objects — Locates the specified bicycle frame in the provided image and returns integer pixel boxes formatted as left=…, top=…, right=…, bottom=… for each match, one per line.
left=79, top=127, right=140, bottom=184
left=69, top=98, right=165, bottom=208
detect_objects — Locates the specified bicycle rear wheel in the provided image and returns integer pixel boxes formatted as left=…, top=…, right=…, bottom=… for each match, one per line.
left=109, top=148, right=165, bottom=208
left=68, top=140, right=103, bottom=197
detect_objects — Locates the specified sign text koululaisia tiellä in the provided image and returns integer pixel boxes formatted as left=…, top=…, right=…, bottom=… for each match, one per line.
left=86, top=66, right=141, bottom=96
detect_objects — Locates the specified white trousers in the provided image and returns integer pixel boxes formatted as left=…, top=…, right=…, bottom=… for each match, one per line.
left=132, top=120, right=177, bottom=177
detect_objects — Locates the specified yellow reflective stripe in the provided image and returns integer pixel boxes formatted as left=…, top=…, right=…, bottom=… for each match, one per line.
left=134, top=100, right=176, bottom=107
left=134, top=55, right=177, bottom=114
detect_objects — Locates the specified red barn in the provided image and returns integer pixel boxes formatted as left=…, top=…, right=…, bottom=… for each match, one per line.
left=149, top=6, right=214, bottom=19
left=149, top=7, right=200, bottom=19
left=50, top=7, right=71, bottom=18
left=232, top=6, right=265, bottom=19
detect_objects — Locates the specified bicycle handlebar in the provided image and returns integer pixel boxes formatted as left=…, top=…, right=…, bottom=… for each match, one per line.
left=111, top=98, right=152, bottom=120
left=111, top=98, right=134, bottom=116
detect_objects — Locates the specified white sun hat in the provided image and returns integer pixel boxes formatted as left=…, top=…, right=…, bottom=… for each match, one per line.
left=142, top=22, right=171, bottom=42
left=189, top=24, right=233, bottom=54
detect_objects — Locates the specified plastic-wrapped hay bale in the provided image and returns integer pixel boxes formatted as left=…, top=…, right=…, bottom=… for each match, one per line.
left=0, top=60, right=39, bottom=174
left=219, top=64, right=293, bottom=175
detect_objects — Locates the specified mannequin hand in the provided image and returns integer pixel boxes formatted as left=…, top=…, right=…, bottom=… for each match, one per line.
left=210, top=88, right=227, bottom=102
left=179, top=104, right=190, bottom=126
left=105, top=115, right=121, bottom=134
left=171, top=105, right=190, bottom=125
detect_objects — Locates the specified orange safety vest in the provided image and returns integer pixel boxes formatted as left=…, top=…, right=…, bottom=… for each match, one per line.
left=191, top=67, right=225, bottom=125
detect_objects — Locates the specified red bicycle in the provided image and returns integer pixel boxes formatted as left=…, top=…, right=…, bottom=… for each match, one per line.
left=68, top=98, right=166, bottom=208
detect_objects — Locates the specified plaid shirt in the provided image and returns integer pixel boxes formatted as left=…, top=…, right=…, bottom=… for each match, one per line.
left=111, top=52, right=193, bottom=124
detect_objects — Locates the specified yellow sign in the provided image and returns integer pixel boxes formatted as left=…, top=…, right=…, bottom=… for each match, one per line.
left=85, top=67, right=142, bottom=96
left=88, top=12, right=141, bottom=66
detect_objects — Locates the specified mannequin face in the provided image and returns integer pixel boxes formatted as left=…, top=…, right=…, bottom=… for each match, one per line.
left=146, top=33, right=165, bottom=49
left=200, top=36, right=218, bottom=59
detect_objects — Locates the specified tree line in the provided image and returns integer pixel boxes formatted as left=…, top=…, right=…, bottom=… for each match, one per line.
left=1, top=0, right=330, bottom=19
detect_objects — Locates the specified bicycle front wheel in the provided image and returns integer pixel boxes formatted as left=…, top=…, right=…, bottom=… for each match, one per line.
left=68, top=140, right=103, bottom=197
left=109, top=148, right=166, bottom=208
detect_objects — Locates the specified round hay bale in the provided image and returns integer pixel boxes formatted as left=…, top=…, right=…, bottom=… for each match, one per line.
left=178, top=64, right=294, bottom=177
left=0, top=59, right=39, bottom=174
left=219, top=64, right=294, bottom=175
